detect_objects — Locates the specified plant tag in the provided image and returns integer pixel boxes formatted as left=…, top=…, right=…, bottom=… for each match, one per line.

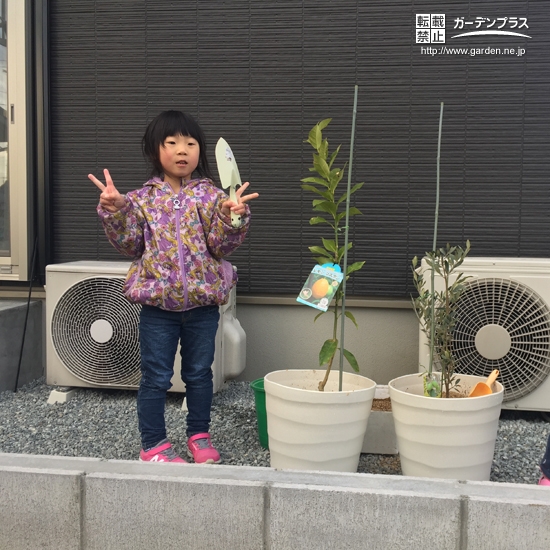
left=296, top=264, right=343, bottom=312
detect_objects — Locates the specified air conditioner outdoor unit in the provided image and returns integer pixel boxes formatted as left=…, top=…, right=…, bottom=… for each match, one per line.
left=418, top=257, right=550, bottom=412
left=45, top=261, right=246, bottom=393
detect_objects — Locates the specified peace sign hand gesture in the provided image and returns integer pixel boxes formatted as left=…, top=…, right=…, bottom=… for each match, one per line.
left=88, top=169, right=126, bottom=213
left=220, top=182, right=259, bottom=219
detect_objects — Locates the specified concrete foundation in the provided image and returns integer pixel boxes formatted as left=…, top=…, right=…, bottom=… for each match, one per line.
left=362, top=385, right=398, bottom=454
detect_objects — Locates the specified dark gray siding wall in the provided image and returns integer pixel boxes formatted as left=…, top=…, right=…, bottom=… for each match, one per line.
left=49, top=1, right=550, bottom=298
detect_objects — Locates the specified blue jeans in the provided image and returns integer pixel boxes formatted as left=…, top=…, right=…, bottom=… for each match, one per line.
left=542, top=433, right=550, bottom=478
left=137, top=304, right=220, bottom=450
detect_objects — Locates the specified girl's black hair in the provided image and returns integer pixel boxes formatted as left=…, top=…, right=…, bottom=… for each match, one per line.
left=142, top=110, right=215, bottom=181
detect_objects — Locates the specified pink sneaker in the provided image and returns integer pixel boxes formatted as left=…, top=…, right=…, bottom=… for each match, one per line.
left=538, top=475, right=550, bottom=486
left=140, top=440, right=187, bottom=463
left=187, top=433, right=221, bottom=464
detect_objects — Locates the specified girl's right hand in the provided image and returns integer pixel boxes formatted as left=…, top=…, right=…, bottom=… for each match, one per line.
left=88, top=169, right=126, bottom=213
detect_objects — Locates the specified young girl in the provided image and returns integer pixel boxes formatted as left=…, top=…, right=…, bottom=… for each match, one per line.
left=88, top=110, right=258, bottom=464
left=539, top=434, right=550, bottom=486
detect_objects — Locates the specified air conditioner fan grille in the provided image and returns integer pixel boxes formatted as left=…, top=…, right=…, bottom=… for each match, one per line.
left=453, top=278, right=550, bottom=402
left=51, top=277, right=142, bottom=386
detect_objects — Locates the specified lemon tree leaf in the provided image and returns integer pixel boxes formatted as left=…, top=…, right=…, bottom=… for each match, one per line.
left=319, top=139, right=328, bottom=160
left=307, top=119, right=332, bottom=149
left=317, top=118, right=332, bottom=131
left=313, top=201, right=337, bottom=216
left=329, top=167, right=344, bottom=187
left=321, top=238, right=337, bottom=253
left=301, top=176, right=329, bottom=188
left=309, top=246, right=333, bottom=258
left=344, top=311, right=358, bottom=328
left=336, top=242, right=353, bottom=262
left=313, top=154, right=331, bottom=179
left=307, top=118, right=331, bottom=149
left=314, top=256, right=329, bottom=265
left=314, top=311, right=326, bottom=322
left=336, top=183, right=364, bottom=205
left=343, top=348, right=359, bottom=372
left=346, top=261, right=365, bottom=275
left=309, top=216, right=330, bottom=226
left=328, top=144, right=341, bottom=168
left=335, top=211, right=346, bottom=224
left=301, top=184, right=332, bottom=200
left=319, top=339, right=338, bottom=366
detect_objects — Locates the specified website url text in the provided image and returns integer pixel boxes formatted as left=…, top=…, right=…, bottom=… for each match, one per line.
left=421, top=46, right=526, bottom=56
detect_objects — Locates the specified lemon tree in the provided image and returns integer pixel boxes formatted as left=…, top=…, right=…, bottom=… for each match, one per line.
left=302, top=119, right=365, bottom=391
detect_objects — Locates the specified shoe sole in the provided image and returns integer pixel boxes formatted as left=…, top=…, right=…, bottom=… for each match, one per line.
left=186, top=452, right=222, bottom=464
left=139, top=458, right=188, bottom=464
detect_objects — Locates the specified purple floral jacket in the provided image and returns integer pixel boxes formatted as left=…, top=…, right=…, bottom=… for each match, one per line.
left=97, top=177, right=250, bottom=311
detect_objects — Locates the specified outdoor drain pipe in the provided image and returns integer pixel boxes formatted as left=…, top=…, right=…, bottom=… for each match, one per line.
left=14, top=234, right=39, bottom=392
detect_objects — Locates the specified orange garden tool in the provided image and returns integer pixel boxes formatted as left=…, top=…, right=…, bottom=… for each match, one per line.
left=469, top=369, right=499, bottom=397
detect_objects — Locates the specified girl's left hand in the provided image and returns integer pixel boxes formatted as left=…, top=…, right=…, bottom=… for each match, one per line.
left=221, top=182, right=259, bottom=219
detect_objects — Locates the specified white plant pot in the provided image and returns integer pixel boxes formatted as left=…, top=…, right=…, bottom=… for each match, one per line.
left=264, top=369, right=376, bottom=472
left=388, top=373, right=504, bottom=481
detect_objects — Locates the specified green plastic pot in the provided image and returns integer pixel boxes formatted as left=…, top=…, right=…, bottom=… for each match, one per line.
left=250, top=378, right=269, bottom=449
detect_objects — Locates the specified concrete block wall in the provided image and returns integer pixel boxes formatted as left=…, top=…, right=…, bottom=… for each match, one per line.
left=1, top=453, right=550, bottom=550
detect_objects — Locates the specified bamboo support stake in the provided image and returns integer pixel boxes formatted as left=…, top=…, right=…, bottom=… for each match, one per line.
left=338, top=84, right=359, bottom=391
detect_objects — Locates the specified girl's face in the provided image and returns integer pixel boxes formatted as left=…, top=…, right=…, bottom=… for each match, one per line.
left=159, top=134, right=200, bottom=191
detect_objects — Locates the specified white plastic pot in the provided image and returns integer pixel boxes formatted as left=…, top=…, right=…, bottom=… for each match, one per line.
left=264, top=369, right=376, bottom=472
left=388, top=373, right=504, bottom=481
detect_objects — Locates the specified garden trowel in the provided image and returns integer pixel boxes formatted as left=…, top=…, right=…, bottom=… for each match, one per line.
left=215, top=137, right=242, bottom=228
left=468, top=369, right=499, bottom=397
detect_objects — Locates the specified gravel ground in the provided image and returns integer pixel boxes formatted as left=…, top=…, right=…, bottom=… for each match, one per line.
left=1, top=378, right=548, bottom=484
